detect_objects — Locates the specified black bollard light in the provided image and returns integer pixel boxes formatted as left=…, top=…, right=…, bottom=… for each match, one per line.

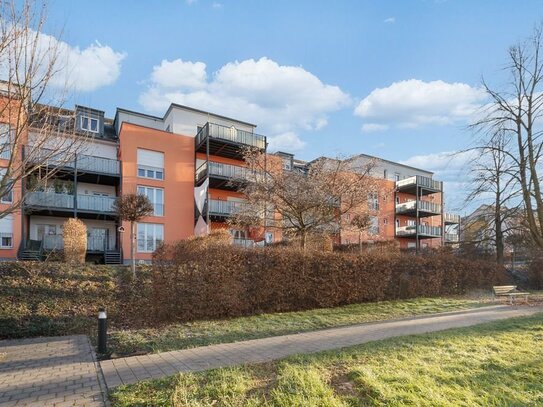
left=98, top=308, right=107, bottom=354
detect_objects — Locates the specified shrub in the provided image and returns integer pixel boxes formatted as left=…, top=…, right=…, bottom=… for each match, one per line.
left=152, top=244, right=508, bottom=323
left=63, top=218, right=87, bottom=264
left=529, top=256, right=543, bottom=289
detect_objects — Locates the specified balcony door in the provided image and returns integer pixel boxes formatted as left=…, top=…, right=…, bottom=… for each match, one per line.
left=89, top=228, right=108, bottom=251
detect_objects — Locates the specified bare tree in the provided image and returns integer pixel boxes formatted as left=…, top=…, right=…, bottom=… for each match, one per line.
left=230, top=149, right=376, bottom=250
left=113, top=194, right=153, bottom=277
left=349, top=213, right=371, bottom=253
left=473, top=23, right=543, bottom=249
left=0, top=0, right=87, bottom=219
left=464, top=131, right=521, bottom=264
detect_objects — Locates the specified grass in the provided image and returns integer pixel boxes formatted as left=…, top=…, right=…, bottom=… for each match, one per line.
left=110, top=313, right=543, bottom=406
left=107, top=296, right=492, bottom=357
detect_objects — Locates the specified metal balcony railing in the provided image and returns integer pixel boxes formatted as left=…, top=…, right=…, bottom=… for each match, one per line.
left=233, top=238, right=255, bottom=248
left=396, top=225, right=442, bottom=237
left=42, top=234, right=110, bottom=251
left=196, top=161, right=262, bottom=183
left=395, top=200, right=442, bottom=214
left=208, top=199, right=249, bottom=216
left=25, top=191, right=116, bottom=213
left=196, top=122, right=266, bottom=149
left=445, top=233, right=459, bottom=242
left=445, top=213, right=461, bottom=224
left=27, top=147, right=120, bottom=175
left=396, top=175, right=442, bottom=191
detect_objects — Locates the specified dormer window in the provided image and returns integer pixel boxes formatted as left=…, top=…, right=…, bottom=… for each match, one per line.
left=81, top=116, right=99, bottom=133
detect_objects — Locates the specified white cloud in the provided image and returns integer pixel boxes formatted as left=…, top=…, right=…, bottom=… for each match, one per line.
left=361, top=123, right=389, bottom=133
left=267, top=132, right=306, bottom=152
left=384, top=17, right=396, bottom=23
left=140, top=56, right=350, bottom=144
left=0, top=28, right=125, bottom=93
left=212, top=2, right=223, bottom=8
left=150, top=59, right=206, bottom=89
left=354, top=79, right=486, bottom=130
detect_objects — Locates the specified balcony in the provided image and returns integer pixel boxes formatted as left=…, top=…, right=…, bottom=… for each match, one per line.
left=196, top=161, right=262, bottom=190
left=445, top=233, right=459, bottom=243
left=25, top=147, right=120, bottom=184
left=395, top=200, right=442, bottom=217
left=396, top=225, right=442, bottom=239
left=233, top=238, right=255, bottom=248
left=42, top=234, right=111, bottom=252
left=396, top=175, right=442, bottom=195
left=25, top=191, right=117, bottom=218
left=208, top=199, right=249, bottom=218
left=196, top=122, right=266, bottom=159
left=444, top=213, right=461, bottom=224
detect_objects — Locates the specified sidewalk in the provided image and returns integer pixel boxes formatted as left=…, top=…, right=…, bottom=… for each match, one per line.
left=0, top=335, right=107, bottom=407
left=100, top=304, right=543, bottom=389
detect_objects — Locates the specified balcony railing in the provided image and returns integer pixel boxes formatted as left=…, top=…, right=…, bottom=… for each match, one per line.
left=26, top=147, right=120, bottom=175
left=196, top=161, right=262, bottom=183
left=42, top=234, right=110, bottom=251
left=396, top=175, right=442, bottom=192
left=445, top=213, right=461, bottom=224
left=25, top=191, right=116, bottom=213
left=445, top=233, right=459, bottom=242
left=196, top=122, right=266, bottom=149
left=208, top=199, right=249, bottom=216
left=395, top=200, right=442, bottom=214
left=396, top=225, right=442, bottom=237
left=233, top=238, right=255, bottom=248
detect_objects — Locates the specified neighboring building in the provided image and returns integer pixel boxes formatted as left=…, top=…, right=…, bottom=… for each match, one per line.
left=0, top=87, right=460, bottom=262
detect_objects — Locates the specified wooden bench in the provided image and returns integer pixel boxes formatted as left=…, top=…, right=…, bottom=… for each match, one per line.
left=493, top=285, right=530, bottom=305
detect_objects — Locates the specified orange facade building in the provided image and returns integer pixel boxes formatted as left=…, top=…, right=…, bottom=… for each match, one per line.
left=0, top=92, right=460, bottom=263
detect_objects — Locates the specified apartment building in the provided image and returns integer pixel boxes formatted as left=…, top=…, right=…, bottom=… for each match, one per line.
left=0, top=83, right=459, bottom=262
left=275, top=152, right=461, bottom=251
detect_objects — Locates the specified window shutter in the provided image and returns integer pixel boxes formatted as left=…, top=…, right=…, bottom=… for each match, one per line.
left=137, top=149, right=164, bottom=168
left=0, top=215, right=13, bottom=233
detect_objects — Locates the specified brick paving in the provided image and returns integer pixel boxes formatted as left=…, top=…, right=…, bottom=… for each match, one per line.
left=0, top=335, right=107, bottom=407
left=101, top=304, right=543, bottom=389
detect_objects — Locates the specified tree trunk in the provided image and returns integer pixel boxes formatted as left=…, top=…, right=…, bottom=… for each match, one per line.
left=359, top=231, right=362, bottom=253
left=131, top=221, right=136, bottom=279
left=300, top=230, right=306, bottom=251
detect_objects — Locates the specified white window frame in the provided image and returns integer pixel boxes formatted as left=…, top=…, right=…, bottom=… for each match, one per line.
left=80, top=115, right=99, bottom=133
left=137, top=223, right=164, bottom=253
left=137, top=185, right=164, bottom=216
left=0, top=233, right=12, bottom=248
left=394, top=173, right=400, bottom=181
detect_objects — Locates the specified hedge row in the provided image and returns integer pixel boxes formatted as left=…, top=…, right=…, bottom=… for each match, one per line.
left=151, top=242, right=509, bottom=322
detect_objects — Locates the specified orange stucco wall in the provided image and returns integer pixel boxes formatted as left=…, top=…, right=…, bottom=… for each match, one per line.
left=119, top=123, right=195, bottom=261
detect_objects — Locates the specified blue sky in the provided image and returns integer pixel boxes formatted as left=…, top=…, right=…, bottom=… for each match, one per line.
left=40, top=0, right=542, bottom=211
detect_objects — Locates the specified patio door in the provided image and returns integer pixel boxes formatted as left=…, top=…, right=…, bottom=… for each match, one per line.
left=89, top=228, right=108, bottom=251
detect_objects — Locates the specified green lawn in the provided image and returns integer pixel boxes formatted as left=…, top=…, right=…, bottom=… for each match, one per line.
left=110, top=313, right=543, bottom=406
left=107, top=296, right=491, bottom=357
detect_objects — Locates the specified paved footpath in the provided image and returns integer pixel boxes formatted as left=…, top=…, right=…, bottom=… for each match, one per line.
left=101, top=304, right=543, bottom=389
left=0, top=335, right=107, bottom=407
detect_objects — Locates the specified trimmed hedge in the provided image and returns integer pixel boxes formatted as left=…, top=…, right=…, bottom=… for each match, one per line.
left=151, top=243, right=509, bottom=322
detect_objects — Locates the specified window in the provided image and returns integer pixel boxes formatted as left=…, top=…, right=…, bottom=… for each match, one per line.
left=283, top=158, right=292, bottom=171
left=81, top=115, right=99, bottom=133
left=230, top=229, right=247, bottom=239
left=0, top=214, right=13, bottom=248
left=137, top=186, right=164, bottom=216
left=383, top=218, right=388, bottom=225
left=394, top=173, right=400, bottom=181
left=0, top=123, right=12, bottom=160
left=369, top=216, right=379, bottom=235
left=1, top=186, right=12, bottom=203
left=137, top=223, right=164, bottom=253
left=137, top=149, right=164, bottom=180
left=383, top=169, right=388, bottom=179
left=396, top=196, right=400, bottom=204
left=395, top=219, right=400, bottom=228
left=368, top=193, right=379, bottom=211
left=407, top=242, right=416, bottom=249
left=407, top=219, right=416, bottom=226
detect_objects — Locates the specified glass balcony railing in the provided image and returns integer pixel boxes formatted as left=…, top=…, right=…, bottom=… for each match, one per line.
left=196, top=122, right=266, bottom=149
left=196, top=161, right=262, bottom=183
left=26, top=147, right=120, bottom=175
left=445, top=233, right=459, bottom=242
left=25, top=191, right=116, bottom=213
left=395, top=200, right=442, bottom=214
left=42, top=234, right=110, bottom=251
left=396, top=225, right=442, bottom=237
left=233, top=238, right=255, bottom=248
left=208, top=199, right=249, bottom=216
left=445, top=213, right=461, bottom=224
left=396, top=175, right=442, bottom=191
